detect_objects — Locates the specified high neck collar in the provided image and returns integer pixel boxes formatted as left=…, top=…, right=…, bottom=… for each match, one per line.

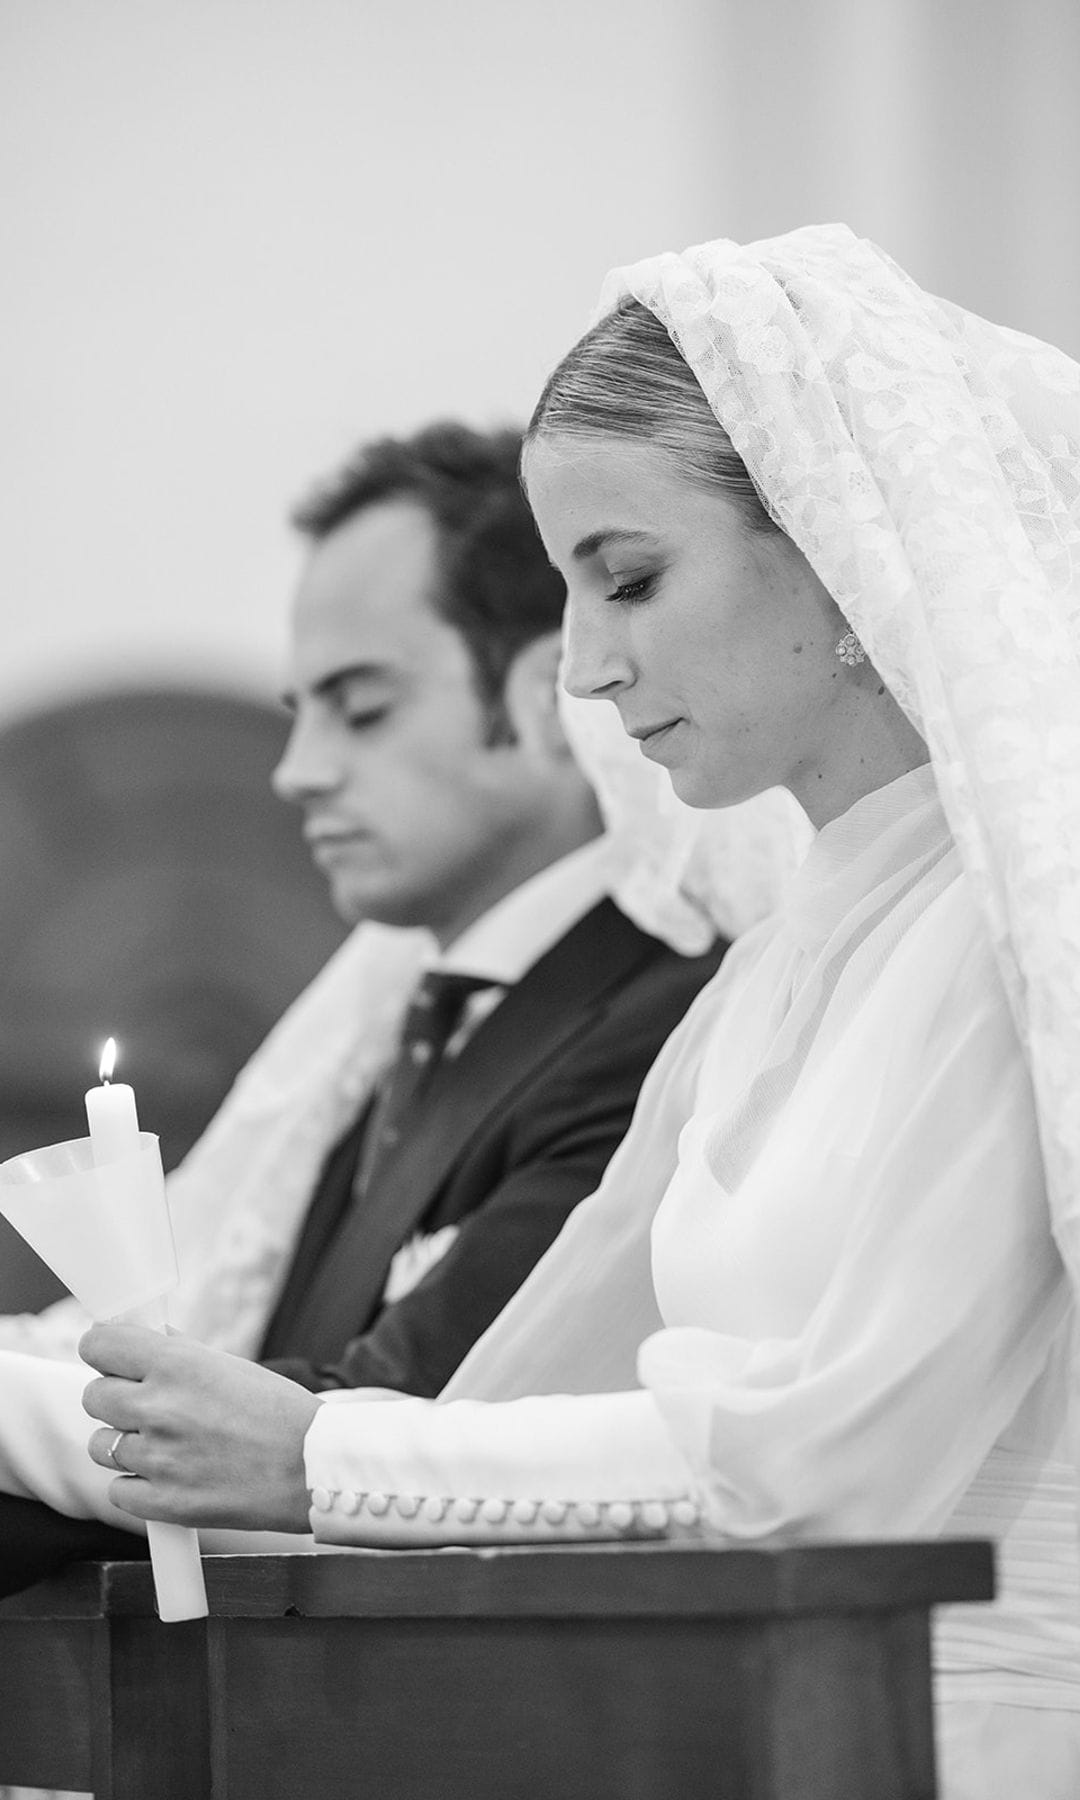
left=782, top=763, right=950, bottom=953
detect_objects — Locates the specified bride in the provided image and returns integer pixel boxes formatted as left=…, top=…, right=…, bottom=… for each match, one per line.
left=81, top=224, right=1080, bottom=1795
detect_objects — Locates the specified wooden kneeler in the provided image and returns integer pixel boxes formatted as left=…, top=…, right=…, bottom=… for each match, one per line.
left=0, top=1538, right=993, bottom=1799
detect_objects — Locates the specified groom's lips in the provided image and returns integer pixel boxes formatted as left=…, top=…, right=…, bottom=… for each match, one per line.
left=305, top=825, right=377, bottom=858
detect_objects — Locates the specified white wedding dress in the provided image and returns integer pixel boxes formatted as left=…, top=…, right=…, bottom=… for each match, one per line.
left=301, top=764, right=1080, bottom=1798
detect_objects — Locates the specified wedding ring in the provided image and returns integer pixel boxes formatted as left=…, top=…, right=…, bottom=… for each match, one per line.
left=106, top=1429, right=130, bottom=1473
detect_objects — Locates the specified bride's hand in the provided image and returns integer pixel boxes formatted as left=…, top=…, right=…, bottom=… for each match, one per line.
left=79, top=1323, right=319, bottom=1531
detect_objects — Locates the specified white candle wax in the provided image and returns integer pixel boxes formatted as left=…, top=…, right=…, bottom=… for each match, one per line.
left=85, top=1080, right=141, bottom=1166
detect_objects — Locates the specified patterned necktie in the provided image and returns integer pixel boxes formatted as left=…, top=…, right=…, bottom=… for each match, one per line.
left=355, top=970, right=494, bottom=1195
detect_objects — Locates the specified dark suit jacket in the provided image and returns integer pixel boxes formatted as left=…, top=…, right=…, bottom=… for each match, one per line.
left=260, top=900, right=726, bottom=1397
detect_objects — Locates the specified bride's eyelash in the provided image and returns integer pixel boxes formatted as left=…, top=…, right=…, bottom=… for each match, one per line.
left=605, top=574, right=656, bottom=605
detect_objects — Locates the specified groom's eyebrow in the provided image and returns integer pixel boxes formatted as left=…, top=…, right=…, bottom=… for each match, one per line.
left=279, top=663, right=393, bottom=711
left=571, top=528, right=656, bottom=561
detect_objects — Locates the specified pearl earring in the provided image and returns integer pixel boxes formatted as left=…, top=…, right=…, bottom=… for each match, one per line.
left=835, top=629, right=866, bottom=667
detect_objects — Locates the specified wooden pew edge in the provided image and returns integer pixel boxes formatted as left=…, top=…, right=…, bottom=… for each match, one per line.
left=0, top=1536, right=995, bottom=1622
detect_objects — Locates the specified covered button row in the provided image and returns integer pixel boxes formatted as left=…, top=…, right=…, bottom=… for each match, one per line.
left=309, top=1489, right=701, bottom=1529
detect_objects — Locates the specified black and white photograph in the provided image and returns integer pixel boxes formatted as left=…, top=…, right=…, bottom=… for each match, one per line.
left=0, top=3, right=1078, bottom=1795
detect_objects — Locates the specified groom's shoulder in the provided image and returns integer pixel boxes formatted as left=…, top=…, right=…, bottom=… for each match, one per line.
left=520, top=899, right=729, bottom=1083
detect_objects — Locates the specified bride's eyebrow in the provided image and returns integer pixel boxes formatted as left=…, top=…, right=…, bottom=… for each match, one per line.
left=572, top=528, right=657, bottom=560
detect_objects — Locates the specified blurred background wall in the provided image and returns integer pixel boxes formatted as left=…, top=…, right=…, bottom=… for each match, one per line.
left=0, top=0, right=1078, bottom=1298
left=4, top=0, right=1076, bottom=721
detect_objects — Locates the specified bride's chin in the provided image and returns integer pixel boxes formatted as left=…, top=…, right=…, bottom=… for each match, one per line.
left=668, top=766, right=755, bottom=811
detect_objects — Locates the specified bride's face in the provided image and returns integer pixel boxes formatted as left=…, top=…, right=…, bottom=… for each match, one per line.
left=524, top=432, right=854, bottom=813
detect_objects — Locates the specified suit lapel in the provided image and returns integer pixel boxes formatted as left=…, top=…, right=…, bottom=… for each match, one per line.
left=282, top=901, right=663, bottom=1361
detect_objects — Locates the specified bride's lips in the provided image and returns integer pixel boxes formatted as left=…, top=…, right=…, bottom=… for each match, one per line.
left=626, top=718, right=684, bottom=760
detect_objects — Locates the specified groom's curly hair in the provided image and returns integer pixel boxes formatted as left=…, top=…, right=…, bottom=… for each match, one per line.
left=291, top=423, right=565, bottom=740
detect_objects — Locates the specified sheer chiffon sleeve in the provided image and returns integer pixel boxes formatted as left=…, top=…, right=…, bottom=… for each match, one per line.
left=640, top=932, right=1068, bottom=1540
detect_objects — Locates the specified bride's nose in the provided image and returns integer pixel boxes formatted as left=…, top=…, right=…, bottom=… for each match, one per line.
left=561, top=596, right=634, bottom=701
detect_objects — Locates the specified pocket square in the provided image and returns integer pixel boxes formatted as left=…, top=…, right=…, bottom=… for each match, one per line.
left=380, top=1224, right=460, bottom=1305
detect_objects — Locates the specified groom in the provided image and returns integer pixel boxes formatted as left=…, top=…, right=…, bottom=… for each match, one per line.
left=0, top=422, right=724, bottom=1589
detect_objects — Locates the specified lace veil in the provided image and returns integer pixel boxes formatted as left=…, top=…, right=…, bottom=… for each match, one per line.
left=447, top=222, right=1080, bottom=1400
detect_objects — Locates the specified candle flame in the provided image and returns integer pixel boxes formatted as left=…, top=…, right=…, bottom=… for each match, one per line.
left=98, top=1037, right=118, bottom=1084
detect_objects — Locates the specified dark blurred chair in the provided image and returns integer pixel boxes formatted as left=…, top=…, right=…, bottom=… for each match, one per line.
left=0, top=684, right=345, bottom=1312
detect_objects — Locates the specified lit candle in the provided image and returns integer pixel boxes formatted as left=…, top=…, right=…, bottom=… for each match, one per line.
left=81, top=1034, right=208, bottom=1620
left=85, top=1037, right=141, bottom=1166
left=86, top=1038, right=162, bottom=1333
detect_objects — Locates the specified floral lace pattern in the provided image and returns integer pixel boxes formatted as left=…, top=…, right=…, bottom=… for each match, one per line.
left=591, top=224, right=1080, bottom=1299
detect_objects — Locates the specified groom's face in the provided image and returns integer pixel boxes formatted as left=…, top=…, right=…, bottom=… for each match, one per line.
left=273, top=498, right=555, bottom=947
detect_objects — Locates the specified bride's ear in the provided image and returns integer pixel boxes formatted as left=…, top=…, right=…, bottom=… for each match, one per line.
left=501, top=630, right=573, bottom=761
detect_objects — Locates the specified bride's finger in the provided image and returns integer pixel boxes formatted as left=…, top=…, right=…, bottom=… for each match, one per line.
left=102, top=1474, right=164, bottom=1522
left=79, top=1322, right=161, bottom=1380
left=82, top=1373, right=143, bottom=1428
left=87, top=1425, right=145, bottom=1474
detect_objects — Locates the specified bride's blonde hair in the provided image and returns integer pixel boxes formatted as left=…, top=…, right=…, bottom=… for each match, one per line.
left=524, top=297, right=777, bottom=534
